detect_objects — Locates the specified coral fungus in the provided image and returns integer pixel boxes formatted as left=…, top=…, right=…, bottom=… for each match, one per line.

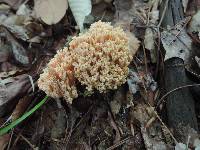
left=70, top=21, right=135, bottom=92
left=38, top=48, right=78, bottom=103
left=38, top=21, right=139, bottom=103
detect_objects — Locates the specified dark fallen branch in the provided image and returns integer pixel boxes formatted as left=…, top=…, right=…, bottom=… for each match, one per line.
left=160, top=0, right=198, bottom=142
left=164, top=58, right=198, bottom=141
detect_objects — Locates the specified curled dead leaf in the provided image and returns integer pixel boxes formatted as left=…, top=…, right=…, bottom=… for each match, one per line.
left=0, top=75, right=31, bottom=117
left=34, top=0, right=68, bottom=25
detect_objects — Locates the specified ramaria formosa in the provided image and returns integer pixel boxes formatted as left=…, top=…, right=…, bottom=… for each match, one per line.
left=38, top=21, right=140, bottom=103
left=38, top=48, right=78, bottom=104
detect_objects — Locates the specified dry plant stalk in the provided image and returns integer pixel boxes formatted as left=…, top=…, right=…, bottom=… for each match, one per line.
left=38, top=21, right=140, bottom=103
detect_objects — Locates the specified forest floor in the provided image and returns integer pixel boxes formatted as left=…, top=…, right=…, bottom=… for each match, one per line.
left=0, top=0, right=200, bottom=149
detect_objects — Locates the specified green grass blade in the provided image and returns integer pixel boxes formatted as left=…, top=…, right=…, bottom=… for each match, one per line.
left=0, top=95, right=48, bottom=136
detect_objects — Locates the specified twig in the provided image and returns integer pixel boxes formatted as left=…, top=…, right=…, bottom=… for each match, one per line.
left=0, top=116, right=12, bottom=128
left=158, top=0, right=169, bottom=27
left=156, top=83, right=200, bottom=108
left=169, top=17, right=191, bottom=45
left=106, top=136, right=132, bottom=150
left=101, top=10, right=107, bottom=21
left=130, top=123, right=135, bottom=136
left=155, top=28, right=161, bottom=79
left=142, top=44, right=148, bottom=74
left=11, top=131, right=21, bottom=149
left=28, top=75, right=35, bottom=93
left=64, top=106, right=74, bottom=147
left=6, top=130, right=13, bottom=150
left=19, top=134, right=37, bottom=150
left=108, top=111, right=121, bottom=143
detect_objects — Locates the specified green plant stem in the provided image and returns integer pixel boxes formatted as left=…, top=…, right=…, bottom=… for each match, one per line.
left=0, top=95, right=48, bottom=136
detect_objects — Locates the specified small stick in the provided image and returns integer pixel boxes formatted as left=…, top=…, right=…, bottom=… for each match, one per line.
left=106, top=136, right=132, bottom=150
left=158, top=0, right=169, bottom=27
left=19, top=134, right=37, bottom=150
left=156, top=83, right=200, bottom=108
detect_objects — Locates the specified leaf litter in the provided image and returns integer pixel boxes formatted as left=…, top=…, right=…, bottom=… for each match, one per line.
left=0, top=0, right=200, bottom=149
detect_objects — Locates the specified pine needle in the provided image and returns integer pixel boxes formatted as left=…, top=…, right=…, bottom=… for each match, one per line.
left=0, top=95, right=48, bottom=136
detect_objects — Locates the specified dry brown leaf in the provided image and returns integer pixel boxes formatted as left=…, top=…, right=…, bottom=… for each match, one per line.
left=0, top=74, right=31, bottom=117
left=11, top=95, right=32, bottom=121
left=34, top=0, right=68, bottom=25
left=0, top=48, right=10, bottom=63
left=0, top=134, right=10, bottom=150
left=185, top=0, right=200, bottom=16
left=1, top=14, right=31, bottom=41
left=0, top=26, right=30, bottom=65
left=0, top=0, right=24, bottom=10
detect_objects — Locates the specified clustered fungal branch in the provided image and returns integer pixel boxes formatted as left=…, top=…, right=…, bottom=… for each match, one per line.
left=38, top=21, right=140, bottom=103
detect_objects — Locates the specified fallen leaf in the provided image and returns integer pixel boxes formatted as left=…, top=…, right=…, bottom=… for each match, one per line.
left=11, top=95, right=32, bottom=121
left=34, top=0, right=68, bottom=25
left=0, top=62, right=20, bottom=73
left=16, top=3, right=31, bottom=16
left=6, top=25, right=29, bottom=41
left=0, top=4, right=10, bottom=11
left=0, top=0, right=24, bottom=10
left=185, top=0, right=200, bottom=16
left=1, top=26, right=30, bottom=65
left=68, top=0, right=92, bottom=31
left=161, top=30, right=191, bottom=61
left=0, top=134, right=10, bottom=150
left=0, top=47, right=11, bottom=63
left=161, top=18, right=192, bottom=61
left=0, top=74, right=31, bottom=117
left=1, top=15, right=31, bottom=41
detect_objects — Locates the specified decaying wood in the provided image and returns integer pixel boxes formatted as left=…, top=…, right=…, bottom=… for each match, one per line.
left=160, top=0, right=198, bottom=142
left=164, top=58, right=198, bottom=141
